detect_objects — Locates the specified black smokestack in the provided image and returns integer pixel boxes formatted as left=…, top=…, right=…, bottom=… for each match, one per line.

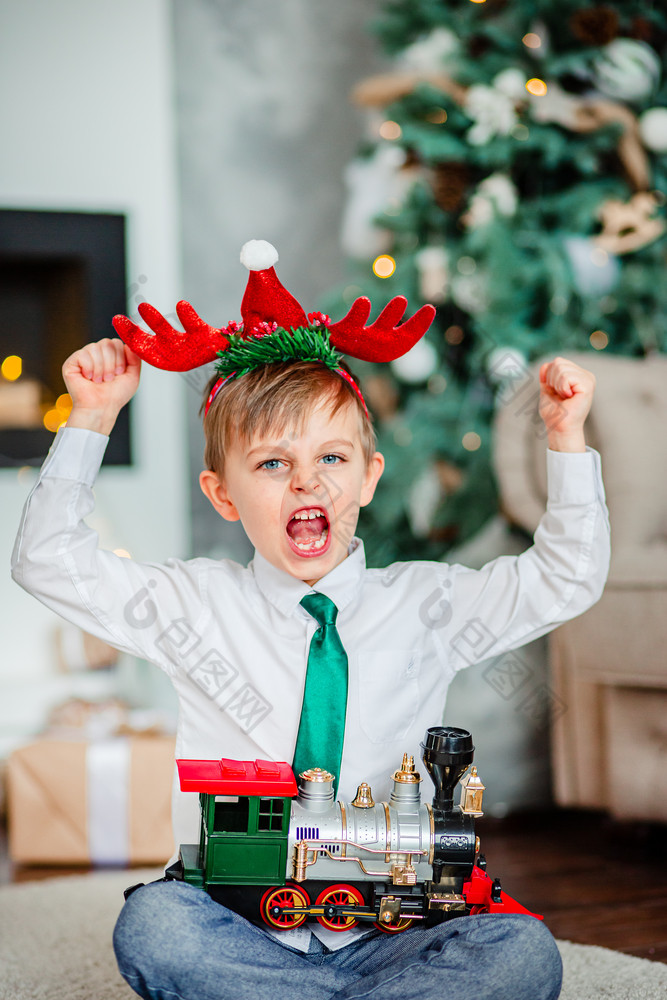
left=420, top=726, right=474, bottom=810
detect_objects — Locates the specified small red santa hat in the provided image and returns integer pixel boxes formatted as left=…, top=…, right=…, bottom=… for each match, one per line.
left=239, top=240, right=308, bottom=334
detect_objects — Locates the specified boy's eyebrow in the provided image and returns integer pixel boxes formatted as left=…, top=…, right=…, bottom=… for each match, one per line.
left=246, top=438, right=356, bottom=457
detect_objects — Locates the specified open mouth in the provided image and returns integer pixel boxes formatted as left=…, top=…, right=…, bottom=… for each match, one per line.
left=286, top=507, right=330, bottom=557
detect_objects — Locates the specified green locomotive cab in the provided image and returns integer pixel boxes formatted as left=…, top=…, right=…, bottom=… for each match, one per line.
left=176, top=757, right=297, bottom=894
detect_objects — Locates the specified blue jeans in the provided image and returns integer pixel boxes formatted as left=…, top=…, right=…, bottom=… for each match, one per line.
left=113, top=881, right=562, bottom=1000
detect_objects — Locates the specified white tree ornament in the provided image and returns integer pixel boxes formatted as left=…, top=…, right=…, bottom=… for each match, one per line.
left=340, top=146, right=409, bottom=258
left=592, top=39, right=661, bottom=103
left=399, top=27, right=460, bottom=73
left=464, top=85, right=518, bottom=145
left=390, top=339, right=439, bottom=383
left=563, top=236, right=620, bottom=296
left=638, top=107, right=667, bottom=153
left=415, top=246, right=449, bottom=303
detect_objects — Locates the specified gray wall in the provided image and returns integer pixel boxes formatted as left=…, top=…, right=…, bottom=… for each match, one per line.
left=172, top=0, right=382, bottom=560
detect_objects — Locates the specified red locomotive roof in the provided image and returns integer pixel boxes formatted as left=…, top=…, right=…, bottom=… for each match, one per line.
left=176, top=757, right=298, bottom=796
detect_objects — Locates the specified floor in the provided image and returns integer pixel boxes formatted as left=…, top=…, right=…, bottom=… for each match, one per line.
left=475, top=807, right=667, bottom=965
left=2, top=806, right=666, bottom=964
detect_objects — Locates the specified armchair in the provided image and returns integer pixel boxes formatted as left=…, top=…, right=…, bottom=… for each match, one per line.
left=492, top=350, right=667, bottom=820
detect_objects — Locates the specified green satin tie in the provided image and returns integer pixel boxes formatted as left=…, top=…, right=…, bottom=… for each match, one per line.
left=292, top=593, right=348, bottom=789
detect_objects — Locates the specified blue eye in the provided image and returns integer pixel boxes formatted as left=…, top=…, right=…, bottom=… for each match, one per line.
left=260, top=459, right=284, bottom=470
left=321, top=454, right=341, bottom=465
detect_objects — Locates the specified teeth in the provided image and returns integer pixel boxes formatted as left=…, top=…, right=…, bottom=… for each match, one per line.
left=292, top=509, right=326, bottom=521
left=294, top=527, right=329, bottom=552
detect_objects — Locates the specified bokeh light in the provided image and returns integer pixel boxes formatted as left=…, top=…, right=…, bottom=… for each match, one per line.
left=457, top=256, right=476, bottom=275
left=526, top=78, right=548, bottom=97
left=428, top=373, right=447, bottom=394
left=522, top=33, right=542, bottom=49
left=444, top=325, right=464, bottom=345
left=590, top=330, right=609, bottom=350
left=43, top=408, right=66, bottom=433
left=379, top=120, right=402, bottom=140
left=56, top=393, right=73, bottom=418
left=373, top=255, right=396, bottom=278
left=1, top=355, right=22, bottom=380
left=462, top=431, right=482, bottom=451
left=511, top=123, right=530, bottom=141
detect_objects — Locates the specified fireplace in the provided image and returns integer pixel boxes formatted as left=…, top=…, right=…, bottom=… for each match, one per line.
left=0, top=208, right=131, bottom=466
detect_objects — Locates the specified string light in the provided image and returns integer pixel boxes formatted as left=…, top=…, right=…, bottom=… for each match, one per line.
left=1, top=355, right=22, bottom=380
left=462, top=431, right=482, bottom=451
left=522, top=33, right=542, bottom=49
left=425, top=108, right=448, bottom=124
left=373, top=255, right=396, bottom=278
left=526, top=78, right=548, bottom=97
left=590, top=330, right=609, bottom=350
left=379, top=120, right=402, bottom=140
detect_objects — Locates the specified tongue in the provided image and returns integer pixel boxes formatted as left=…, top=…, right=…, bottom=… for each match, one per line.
left=287, top=515, right=327, bottom=542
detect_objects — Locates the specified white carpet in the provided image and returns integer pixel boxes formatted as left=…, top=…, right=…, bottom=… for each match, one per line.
left=1, top=870, right=666, bottom=1000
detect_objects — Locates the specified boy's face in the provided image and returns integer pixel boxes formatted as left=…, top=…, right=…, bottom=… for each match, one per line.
left=199, top=400, right=384, bottom=585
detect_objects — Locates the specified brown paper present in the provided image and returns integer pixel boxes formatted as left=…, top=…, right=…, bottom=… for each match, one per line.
left=7, top=737, right=175, bottom=865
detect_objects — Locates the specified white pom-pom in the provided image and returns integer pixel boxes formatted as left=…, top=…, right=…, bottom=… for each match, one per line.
left=240, top=240, right=279, bottom=271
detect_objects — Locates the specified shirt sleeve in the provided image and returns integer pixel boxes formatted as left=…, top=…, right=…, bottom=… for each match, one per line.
left=437, top=446, right=611, bottom=672
left=10, top=426, right=208, bottom=673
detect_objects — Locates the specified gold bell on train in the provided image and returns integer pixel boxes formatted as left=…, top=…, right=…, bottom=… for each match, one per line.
left=352, top=782, right=375, bottom=808
left=459, top=766, right=485, bottom=816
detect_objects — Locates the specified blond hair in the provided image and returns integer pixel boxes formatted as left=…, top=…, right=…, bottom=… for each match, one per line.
left=201, top=361, right=376, bottom=477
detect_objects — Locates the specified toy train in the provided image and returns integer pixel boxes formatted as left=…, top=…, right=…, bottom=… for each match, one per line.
left=130, top=727, right=541, bottom=933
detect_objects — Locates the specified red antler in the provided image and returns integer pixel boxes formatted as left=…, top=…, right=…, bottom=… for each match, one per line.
left=112, top=301, right=228, bottom=372
left=328, top=296, right=436, bottom=363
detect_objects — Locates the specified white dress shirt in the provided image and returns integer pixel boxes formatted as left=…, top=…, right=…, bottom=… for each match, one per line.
left=12, top=426, right=610, bottom=950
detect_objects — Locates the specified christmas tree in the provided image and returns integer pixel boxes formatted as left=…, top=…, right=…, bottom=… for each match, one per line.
left=322, top=0, right=667, bottom=566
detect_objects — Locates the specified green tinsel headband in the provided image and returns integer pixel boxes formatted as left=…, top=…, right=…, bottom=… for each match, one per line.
left=215, top=325, right=342, bottom=378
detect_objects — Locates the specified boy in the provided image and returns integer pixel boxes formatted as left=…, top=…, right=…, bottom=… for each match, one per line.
left=12, top=243, right=610, bottom=1000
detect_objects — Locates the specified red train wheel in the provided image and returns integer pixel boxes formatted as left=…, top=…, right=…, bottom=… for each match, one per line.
left=315, top=884, right=364, bottom=931
left=373, top=916, right=414, bottom=934
left=260, top=885, right=310, bottom=929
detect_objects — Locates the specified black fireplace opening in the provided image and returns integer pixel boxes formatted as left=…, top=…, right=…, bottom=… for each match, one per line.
left=0, top=208, right=131, bottom=467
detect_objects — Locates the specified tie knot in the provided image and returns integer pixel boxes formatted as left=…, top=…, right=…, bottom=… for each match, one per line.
left=300, top=593, right=338, bottom=627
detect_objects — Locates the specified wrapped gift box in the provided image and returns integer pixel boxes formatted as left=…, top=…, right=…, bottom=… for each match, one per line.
left=7, top=736, right=175, bottom=865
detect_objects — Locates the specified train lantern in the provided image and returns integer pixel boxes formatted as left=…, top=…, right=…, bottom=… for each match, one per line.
left=151, top=727, right=541, bottom=933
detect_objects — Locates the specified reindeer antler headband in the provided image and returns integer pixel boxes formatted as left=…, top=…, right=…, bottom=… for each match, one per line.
left=112, top=240, right=436, bottom=416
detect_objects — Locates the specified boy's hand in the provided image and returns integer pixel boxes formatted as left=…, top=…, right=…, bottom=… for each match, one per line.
left=63, top=338, right=141, bottom=435
left=538, top=356, right=595, bottom=452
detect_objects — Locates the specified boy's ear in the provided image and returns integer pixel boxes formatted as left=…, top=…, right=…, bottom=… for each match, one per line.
left=360, top=451, right=385, bottom=508
left=199, top=470, right=241, bottom=522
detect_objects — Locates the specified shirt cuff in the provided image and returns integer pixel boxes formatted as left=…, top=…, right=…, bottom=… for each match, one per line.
left=546, top=445, right=606, bottom=506
left=40, top=426, right=110, bottom=486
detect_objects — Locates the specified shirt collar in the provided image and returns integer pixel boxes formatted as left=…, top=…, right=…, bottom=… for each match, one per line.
left=251, top=537, right=366, bottom=618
